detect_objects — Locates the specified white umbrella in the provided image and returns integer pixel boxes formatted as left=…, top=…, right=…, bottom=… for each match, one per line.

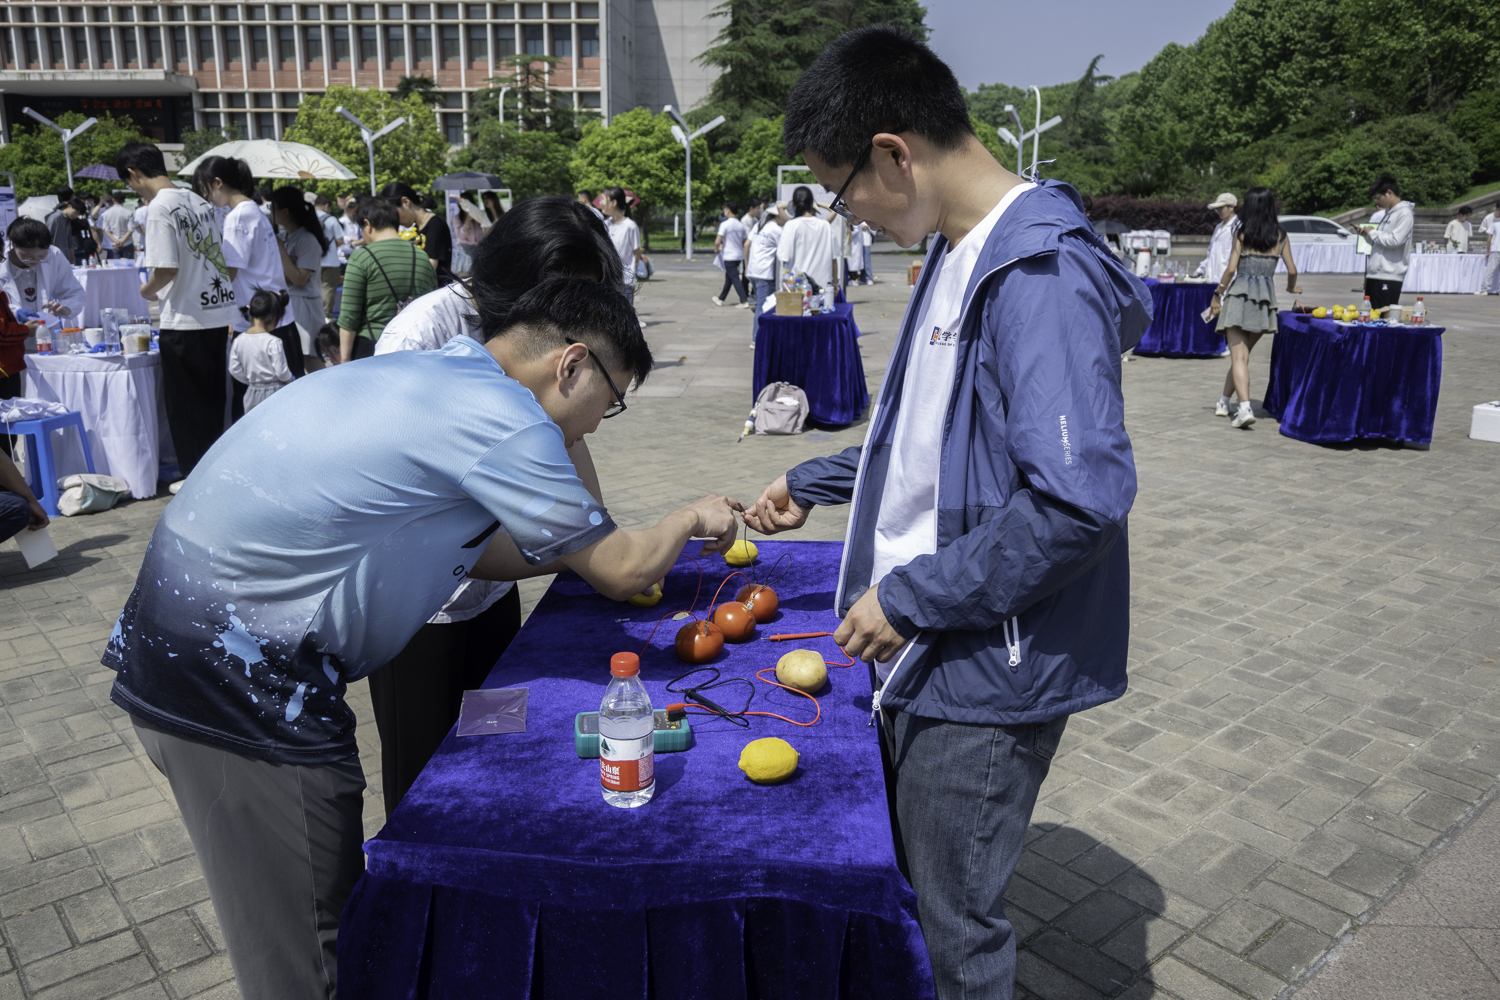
left=178, top=139, right=357, bottom=181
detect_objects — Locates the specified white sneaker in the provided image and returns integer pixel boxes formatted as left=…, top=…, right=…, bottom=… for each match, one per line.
left=1231, top=406, right=1256, bottom=428
left=710, top=296, right=725, bottom=306
left=167, top=480, right=185, bottom=495
left=734, top=301, right=750, bottom=309
left=1214, top=399, right=1230, bottom=416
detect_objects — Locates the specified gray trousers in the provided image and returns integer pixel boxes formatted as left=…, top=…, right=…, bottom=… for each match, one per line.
left=134, top=717, right=366, bottom=1000
left=886, top=710, right=1068, bottom=1000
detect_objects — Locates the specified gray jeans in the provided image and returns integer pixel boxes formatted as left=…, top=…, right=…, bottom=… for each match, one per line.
left=886, top=710, right=1068, bottom=1000
left=134, top=717, right=366, bottom=1000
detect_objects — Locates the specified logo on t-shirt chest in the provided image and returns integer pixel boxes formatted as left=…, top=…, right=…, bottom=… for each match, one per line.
left=928, top=326, right=958, bottom=347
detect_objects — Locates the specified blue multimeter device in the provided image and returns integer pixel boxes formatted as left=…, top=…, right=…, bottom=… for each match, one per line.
left=574, top=711, right=693, bottom=758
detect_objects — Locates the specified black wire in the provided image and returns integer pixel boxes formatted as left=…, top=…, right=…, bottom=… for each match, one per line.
left=666, top=667, right=755, bottom=727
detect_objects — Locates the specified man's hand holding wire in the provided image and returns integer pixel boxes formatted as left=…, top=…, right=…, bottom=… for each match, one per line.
left=742, top=475, right=810, bottom=535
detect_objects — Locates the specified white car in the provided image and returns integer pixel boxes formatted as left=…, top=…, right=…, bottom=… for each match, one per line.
left=1278, top=215, right=1357, bottom=244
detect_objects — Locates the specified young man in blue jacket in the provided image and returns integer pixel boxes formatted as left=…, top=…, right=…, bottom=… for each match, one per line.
left=743, top=27, right=1151, bottom=999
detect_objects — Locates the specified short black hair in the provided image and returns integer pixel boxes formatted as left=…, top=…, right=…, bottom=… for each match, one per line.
left=7, top=217, right=52, bottom=249
left=55, top=185, right=73, bottom=202
left=316, top=321, right=341, bottom=364
left=240, top=289, right=289, bottom=327
left=497, top=276, right=653, bottom=388
left=1458, top=206, right=1471, bottom=216
left=783, top=25, right=973, bottom=169
left=353, top=197, right=400, bottom=232
left=314, top=193, right=332, bottom=208
left=68, top=198, right=88, bottom=215
left=115, top=142, right=168, bottom=180
left=577, top=190, right=595, bottom=200
left=193, top=155, right=255, bottom=199
left=723, top=200, right=739, bottom=214
left=471, top=196, right=622, bottom=341
left=379, top=181, right=421, bottom=206
left=1369, top=175, right=1400, bottom=198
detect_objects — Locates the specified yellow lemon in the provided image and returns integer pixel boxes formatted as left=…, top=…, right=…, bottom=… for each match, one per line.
left=627, top=583, right=663, bottom=608
left=776, top=649, right=828, bottom=693
left=1312, top=307, right=1327, bottom=318
left=739, top=737, right=799, bottom=784
left=724, top=540, right=759, bottom=566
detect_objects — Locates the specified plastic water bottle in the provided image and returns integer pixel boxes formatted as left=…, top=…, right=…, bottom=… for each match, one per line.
left=1411, top=297, right=1425, bottom=325
left=35, top=326, right=53, bottom=355
left=1357, top=296, right=1371, bottom=322
left=600, top=652, right=655, bottom=808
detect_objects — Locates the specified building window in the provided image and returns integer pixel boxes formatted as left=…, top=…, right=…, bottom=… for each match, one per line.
left=71, top=26, right=89, bottom=65
left=277, top=25, right=295, bottom=64
left=303, top=25, right=321, bottom=62
left=549, top=3, right=568, bottom=17
left=94, top=26, right=114, bottom=64
left=579, top=3, right=597, bottom=16
left=195, top=6, right=213, bottom=19
left=440, top=25, right=458, bottom=63
left=413, top=24, right=431, bottom=62
left=275, top=5, right=294, bottom=18
left=196, top=26, right=214, bottom=64
left=385, top=25, right=403, bottom=62
left=412, top=4, right=431, bottom=17
left=578, top=23, right=596, bottom=57
left=439, top=4, right=459, bottom=17
left=443, top=112, right=463, bottom=145
left=281, top=112, right=297, bottom=132
left=329, top=5, right=348, bottom=18
left=203, top=111, right=222, bottom=128
left=357, top=4, right=376, bottom=18
left=550, top=25, right=569, bottom=57
left=44, top=8, right=62, bottom=22
left=224, top=25, right=242, bottom=61
left=467, top=24, right=485, bottom=61
left=331, top=25, right=349, bottom=61
left=219, top=5, right=240, bottom=17
left=254, top=92, right=274, bottom=107
left=122, top=27, right=139, bottom=65
left=229, top=92, right=247, bottom=107
left=230, top=111, right=249, bottom=133
left=168, top=6, right=186, bottom=21
left=493, top=4, right=516, bottom=17
left=24, top=29, right=41, bottom=67
left=248, top=5, right=266, bottom=18
left=301, top=5, right=320, bottom=18
left=256, top=111, right=276, bottom=138
left=358, top=25, right=377, bottom=64
left=172, top=26, right=188, bottom=65
left=383, top=4, right=402, bottom=16
left=251, top=25, right=268, bottom=62
left=466, top=5, right=485, bottom=18
left=146, top=26, right=166, bottom=65
left=522, top=4, right=543, bottom=18
left=493, top=24, right=514, bottom=56
left=203, top=93, right=220, bottom=107
left=523, top=25, right=542, bottom=55
left=579, top=90, right=599, bottom=108
left=48, top=27, right=65, bottom=66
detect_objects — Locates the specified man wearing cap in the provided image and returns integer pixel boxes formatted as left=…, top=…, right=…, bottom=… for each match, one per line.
left=1194, top=193, right=1239, bottom=283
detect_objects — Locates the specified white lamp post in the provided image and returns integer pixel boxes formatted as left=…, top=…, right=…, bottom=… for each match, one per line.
left=22, top=108, right=96, bottom=187
left=335, top=106, right=407, bottom=195
left=996, top=95, right=1061, bottom=180
left=498, top=86, right=511, bottom=127
left=663, top=105, right=724, bottom=261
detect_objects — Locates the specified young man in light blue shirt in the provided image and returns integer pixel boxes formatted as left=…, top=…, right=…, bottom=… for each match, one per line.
left=107, top=277, right=741, bottom=999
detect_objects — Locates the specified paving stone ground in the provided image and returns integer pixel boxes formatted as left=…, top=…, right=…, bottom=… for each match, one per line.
left=0, top=250, right=1497, bottom=999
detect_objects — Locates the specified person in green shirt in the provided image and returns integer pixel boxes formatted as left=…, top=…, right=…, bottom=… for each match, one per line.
left=337, top=197, right=438, bottom=361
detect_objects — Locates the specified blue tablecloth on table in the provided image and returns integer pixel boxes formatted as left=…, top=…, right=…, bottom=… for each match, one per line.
left=1133, top=279, right=1225, bottom=357
left=1263, top=311, right=1444, bottom=444
left=752, top=303, right=870, bottom=426
left=338, top=540, right=933, bottom=1000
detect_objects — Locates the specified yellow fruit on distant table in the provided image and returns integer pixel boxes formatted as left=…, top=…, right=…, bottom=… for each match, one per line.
left=739, top=737, right=799, bottom=784
left=1312, top=307, right=1327, bottom=318
left=776, top=649, right=828, bottom=693
left=724, top=540, right=759, bottom=566
left=628, top=583, right=663, bottom=608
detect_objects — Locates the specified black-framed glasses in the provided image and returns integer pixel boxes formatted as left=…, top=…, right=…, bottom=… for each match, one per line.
left=829, top=143, right=873, bottom=222
left=567, top=339, right=627, bottom=418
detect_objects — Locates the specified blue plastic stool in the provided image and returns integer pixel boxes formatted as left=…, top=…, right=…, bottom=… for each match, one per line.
left=8, top=412, right=96, bottom=517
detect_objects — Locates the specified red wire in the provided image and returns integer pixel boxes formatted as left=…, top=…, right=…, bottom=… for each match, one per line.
left=706, top=569, right=752, bottom=616
left=637, top=556, right=707, bottom=657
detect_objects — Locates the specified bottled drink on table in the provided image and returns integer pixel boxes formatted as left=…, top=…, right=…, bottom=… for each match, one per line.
left=1412, top=297, right=1425, bottom=325
left=1357, top=296, right=1371, bottom=322
left=600, top=652, right=655, bottom=809
left=35, top=326, right=53, bottom=355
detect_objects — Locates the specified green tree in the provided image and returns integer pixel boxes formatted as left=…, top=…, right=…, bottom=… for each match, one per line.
left=570, top=106, right=715, bottom=219
left=1276, top=114, right=1476, bottom=212
left=716, top=115, right=799, bottom=205
left=469, top=55, right=597, bottom=142
left=694, top=0, right=928, bottom=149
left=1448, top=88, right=1500, bottom=183
left=452, top=120, right=575, bottom=198
left=0, top=112, right=145, bottom=199
left=281, top=86, right=447, bottom=199
left=179, top=121, right=246, bottom=166
left=1336, top=0, right=1500, bottom=117
left=394, top=75, right=442, bottom=106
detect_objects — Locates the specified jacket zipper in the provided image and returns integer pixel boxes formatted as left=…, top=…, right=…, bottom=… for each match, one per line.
left=870, top=614, right=1025, bottom=727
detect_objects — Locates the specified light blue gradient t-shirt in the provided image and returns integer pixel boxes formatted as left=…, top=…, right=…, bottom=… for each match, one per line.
left=104, top=335, right=613, bottom=763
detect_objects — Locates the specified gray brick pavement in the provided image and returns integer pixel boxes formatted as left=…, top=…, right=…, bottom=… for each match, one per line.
left=0, top=255, right=1496, bottom=998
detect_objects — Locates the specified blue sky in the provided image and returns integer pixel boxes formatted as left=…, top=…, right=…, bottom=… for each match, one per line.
left=925, top=0, right=1238, bottom=91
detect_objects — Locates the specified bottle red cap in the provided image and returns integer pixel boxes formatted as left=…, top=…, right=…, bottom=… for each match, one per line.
left=610, top=652, right=640, bottom=677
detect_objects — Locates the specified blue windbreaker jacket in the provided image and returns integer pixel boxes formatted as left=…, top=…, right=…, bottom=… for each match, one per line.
left=786, top=181, right=1152, bottom=726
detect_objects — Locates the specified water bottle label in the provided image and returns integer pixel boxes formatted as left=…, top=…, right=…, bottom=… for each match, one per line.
left=600, top=733, right=654, bottom=792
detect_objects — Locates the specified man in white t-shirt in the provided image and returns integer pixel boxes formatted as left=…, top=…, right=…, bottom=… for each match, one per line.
left=741, top=28, right=1150, bottom=1000
left=336, top=194, right=362, bottom=265
left=119, top=141, right=237, bottom=480
left=131, top=202, right=149, bottom=258
left=99, top=195, right=136, bottom=258
left=1476, top=204, right=1500, bottom=295
left=314, top=194, right=345, bottom=314
left=711, top=201, right=750, bottom=307
left=744, top=203, right=786, bottom=344
left=1194, top=193, right=1240, bottom=282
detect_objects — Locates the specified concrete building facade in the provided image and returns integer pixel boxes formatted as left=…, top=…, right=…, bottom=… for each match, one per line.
left=0, top=0, right=721, bottom=147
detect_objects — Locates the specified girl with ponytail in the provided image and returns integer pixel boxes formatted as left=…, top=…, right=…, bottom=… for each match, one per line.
left=228, top=290, right=295, bottom=411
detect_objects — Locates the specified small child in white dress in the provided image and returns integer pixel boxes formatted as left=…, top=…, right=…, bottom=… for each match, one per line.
left=229, top=289, right=295, bottom=411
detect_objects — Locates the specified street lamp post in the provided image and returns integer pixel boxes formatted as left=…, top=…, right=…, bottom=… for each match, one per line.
left=335, top=106, right=407, bottom=195
left=498, top=86, right=511, bottom=127
left=996, top=96, right=1061, bottom=180
left=22, top=109, right=97, bottom=187
left=662, top=105, right=724, bottom=261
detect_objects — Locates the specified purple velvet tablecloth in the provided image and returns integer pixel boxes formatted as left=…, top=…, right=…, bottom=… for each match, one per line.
left=752, top=304, right=870, bottom=426
left=339, top=540, right=933, bottom=1000
left=1133, top=278, right=1226, bottom=357
left=1263, top=311, right=1444, bottom=444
